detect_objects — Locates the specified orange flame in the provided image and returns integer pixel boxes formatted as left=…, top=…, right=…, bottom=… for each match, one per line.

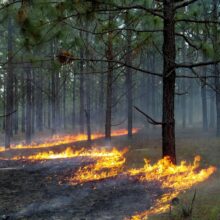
left=69, top=148, right=127, bottom=184
left=127, top=156, right=216, bottom=219
left=0, top=131, right=216, bottom=220
left=0, top=128, right=139, bottom=151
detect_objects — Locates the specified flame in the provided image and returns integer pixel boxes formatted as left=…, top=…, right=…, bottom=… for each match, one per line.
left=11, top=147, right=127, bottom=161
left=69, top=148, right=127, bottom=184
left=11, top=146, right=127, bottom=184
left=0, top=128, right=139, bottom=151
left=127, top=156, right=216, bottom=219
left=0, top=131, right=216, bottom=220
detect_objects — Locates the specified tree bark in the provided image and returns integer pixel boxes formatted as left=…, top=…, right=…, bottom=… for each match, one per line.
left=21, top=72, right=25, bottom=133
left=162, top=0, right=176, bottom=164
left=31, top=71, right=35, bottom=134
left=25, top=65, right=32, bottom=144
left=213, top=0, right=220, bottom=136
left=99, top=64, right=105, bottom=129
left=36, top=71, right=43, bottom=131
left=63, top=74, right=66, bottom=129
left=105, top=14, right=114, bottom=140
left=125, top=23, right=133, bottom=138
left=79, top=49, right=85, bottom=133
left=5, top=14, right=14, bottom=148
left=72, top=71, right=76, bottom=129
left=13, top=75, right=18, bottom=134
left=201, top=63, right=208, bottom=131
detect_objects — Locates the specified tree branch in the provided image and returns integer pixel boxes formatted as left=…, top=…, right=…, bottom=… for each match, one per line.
left=0, top=110, right=17, bottom=118
left=175, top=0, right=199, bottom=10
left=134, top=106, right=162, bottom=125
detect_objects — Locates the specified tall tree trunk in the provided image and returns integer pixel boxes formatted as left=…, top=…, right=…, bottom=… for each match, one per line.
left=201, top=65, right=208, bottom=131
left=55, top=70, right=60, bottom=132
left=213, top=0, right=220, bottom=136
left=72, top=71, right=76, bottom=129
left=99, top=65, right=105, bottom=129
left=151, top=55, right=156, bottom=119
left=5, top=14, right=14, bottom=148
left=25, top=65, right=32, bottom=144
left=105, top=14, right=113, bottom=139
left=188, top=81, right=194, bottom=125
left=85, top=35, right=91, bottom=142
left=31, top=71, right=35, bottom=134
left=125, top=22, right=133, bottom=138
left=21, top=72, right=25, bottom=133
left=181, top=79, right=186, bottom=128
left=36, top=71, right=43, bottom=131
left=47, top=80, right=51, bottom=130
left=13, top=75, right=18, bottom=134
left=209, top=90, right=215, bottom=128
left=162, top=0, right=176, bottom=164
left=63, top=75, right=66, bottom=129
left=79, top=49, right=85, bottom=133
left=51, top=70, right=56, bottom=134
left=181, top=41, right=186, bottom=128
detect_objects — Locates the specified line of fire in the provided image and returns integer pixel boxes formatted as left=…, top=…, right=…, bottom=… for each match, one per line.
left=0, top=1, right=219, bottom=220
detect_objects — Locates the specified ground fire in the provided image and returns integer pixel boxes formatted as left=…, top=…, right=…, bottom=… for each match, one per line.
left=0, top=141, right=216, bottom=219
left=0, top=128, right=139, bottom=151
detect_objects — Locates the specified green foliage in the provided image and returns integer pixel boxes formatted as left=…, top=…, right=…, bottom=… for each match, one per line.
left=200, top=42, right=214, bottom=58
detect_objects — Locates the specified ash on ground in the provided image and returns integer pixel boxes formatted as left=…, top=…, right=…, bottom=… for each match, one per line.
left=0, top=158, right=164, bottom=220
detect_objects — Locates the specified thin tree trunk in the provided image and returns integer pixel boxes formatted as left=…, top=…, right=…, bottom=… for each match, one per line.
left=99, top=65, right=104, bottom=129
left=125, top=21, right=133, bottom=138
left=151, top=55, right=156, bottom=119
left=201, top=65, right=208, bottom=131
left=21, top=72, right=25, bottom=133
left=31, top=71, right=35, bottom=134
left=36, top=71, right=43, bottom=131
left=213, top=0, right=220, bottom=136
left=72, top=71, right=76, bottom=129
left=51, top=71, right=56, bottom=134
left=13, top=75, right=18, bottom=134
left=209, top=91, right=215, bottom=128
left=5, top=14, right=14, bottom=148
left=105, top=14, right=113, bottom=139
left=181, top=79, right=186, bottom=128
left=188, top=81, right=194, bottom=125
left=25, top=65, right=32, bottom=144
left=63, top=75, right=66, bottom=129
left=47, top=80, right=51, bottom=129
left=79, top=48, right=85, bottom=133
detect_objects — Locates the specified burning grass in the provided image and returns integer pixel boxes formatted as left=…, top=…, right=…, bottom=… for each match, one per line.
left=127, top=156, right=216, bottom=219
left=7, top=145, right=215, bottom=219
left=0, top=128, right=217, bottom=220
left=0, top=128, right=139, bottom=152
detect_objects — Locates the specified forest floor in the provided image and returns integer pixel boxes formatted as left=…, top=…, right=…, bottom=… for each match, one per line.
left=0, top=128, right=219, bottom=220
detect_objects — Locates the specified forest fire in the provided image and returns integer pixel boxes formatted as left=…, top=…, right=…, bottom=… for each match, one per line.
left=11, top=147, right=127, bottom=161
left=127, top=156, right=216, bottom=219
left=69, top=148, right=127, bottom=184
left=0, top=128, right=139, bottom=151
left=0, top=144, right=216, bottom=219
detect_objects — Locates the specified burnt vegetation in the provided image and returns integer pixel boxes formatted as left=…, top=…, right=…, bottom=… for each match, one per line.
left=0, top=0, right=220, bottom=220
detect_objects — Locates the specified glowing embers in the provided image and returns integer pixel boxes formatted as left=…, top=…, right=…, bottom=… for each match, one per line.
left=0, top=128, right=139, bottom=151
left=69, top=148, right=127, bottom=185
left=128, top=156, right=216, bottom=219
